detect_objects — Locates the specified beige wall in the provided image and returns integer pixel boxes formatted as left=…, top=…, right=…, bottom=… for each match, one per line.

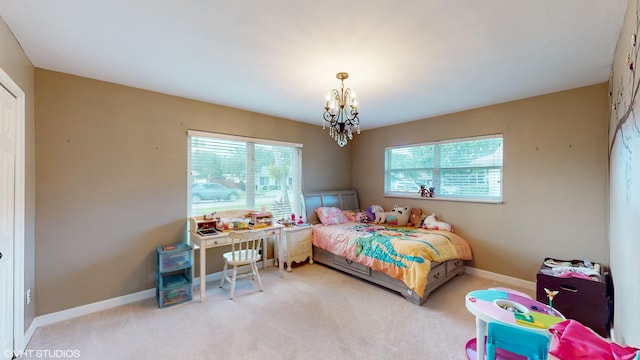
left=34, top=69, right=351, bottom=315
left=353, top=84, right=609, bottom=281
left=609, top=0, right=640, bottom=347
left=0, top=16, right=36, bottom=333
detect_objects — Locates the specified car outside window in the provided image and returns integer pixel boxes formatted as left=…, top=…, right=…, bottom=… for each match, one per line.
left=392, top=180, right=421, bottom=193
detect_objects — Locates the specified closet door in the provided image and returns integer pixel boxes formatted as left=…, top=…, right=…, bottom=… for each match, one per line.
left=0, top=83, right=17, bottom=360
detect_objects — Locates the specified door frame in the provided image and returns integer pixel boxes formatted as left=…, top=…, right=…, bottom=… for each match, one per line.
left=0, top=66, right=26, bottom=352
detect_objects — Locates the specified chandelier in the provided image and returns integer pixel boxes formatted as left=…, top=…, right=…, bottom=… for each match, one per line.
left=323, top=72, right=360, bottom=147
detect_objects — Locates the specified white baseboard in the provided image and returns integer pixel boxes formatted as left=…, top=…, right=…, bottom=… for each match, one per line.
left=464, top=266, right=536, bottom=291
left=31, top=260, right=266, bottom=331
left=22, top=320, right=38, bottom=351
left=26, top=264, right=532, bottom=342
left=35, top=288, right=156, bottom=328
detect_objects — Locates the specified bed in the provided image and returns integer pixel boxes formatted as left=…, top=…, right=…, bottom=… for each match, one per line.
left=304, top=189, right=473, bottom=305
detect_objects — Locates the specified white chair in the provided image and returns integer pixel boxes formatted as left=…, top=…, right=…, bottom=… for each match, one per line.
left=219, top=230, right=266, bottom=299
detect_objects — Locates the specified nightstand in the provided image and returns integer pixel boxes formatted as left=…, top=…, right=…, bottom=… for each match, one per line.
left=277, top=226, right=313, bottom=272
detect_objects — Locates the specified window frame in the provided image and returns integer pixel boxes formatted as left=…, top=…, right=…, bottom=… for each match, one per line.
left=384, top=134, right=503, bottom=203
left=187, top=130, right=304, bottom=218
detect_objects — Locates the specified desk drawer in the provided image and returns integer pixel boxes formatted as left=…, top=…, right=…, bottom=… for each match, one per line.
left=264, top=228, right=280, bottom=237
left=206, top=237, right=232, bottom=247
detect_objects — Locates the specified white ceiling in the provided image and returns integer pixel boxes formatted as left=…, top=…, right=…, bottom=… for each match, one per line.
left=0, top=0, right=628, bottom=130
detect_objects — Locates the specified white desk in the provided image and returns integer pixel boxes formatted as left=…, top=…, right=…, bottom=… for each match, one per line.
left=189, top=224, right=284, bottom=302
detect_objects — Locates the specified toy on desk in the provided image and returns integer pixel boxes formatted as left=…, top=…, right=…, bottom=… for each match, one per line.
left=204, top=212, right=217, bottom=220
left=545, top=288, right=559, bottom=314
left=514, top=313, right=546, bottom=329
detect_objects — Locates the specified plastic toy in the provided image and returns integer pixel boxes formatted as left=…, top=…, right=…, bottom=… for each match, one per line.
left=545, top=288, right=559, bottom=314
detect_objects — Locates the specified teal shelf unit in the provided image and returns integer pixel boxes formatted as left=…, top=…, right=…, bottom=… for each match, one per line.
left=155, top=243, right=193, bottom=308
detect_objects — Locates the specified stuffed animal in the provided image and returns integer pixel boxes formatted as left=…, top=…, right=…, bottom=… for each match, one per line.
left=356, top=211, right=369, bottom=223
left=386, top=205, right=410, bottom=226
left=374, top=211, right=389, bottom=224
left=408, top=208, right=425, bottom=227
left=422, top=213, right=454, bottom=232
left=368, top=205, right=390, bottom=224
left=342, top=210, right=357, bottom=222
left=366, top=205, right=384, bottom=222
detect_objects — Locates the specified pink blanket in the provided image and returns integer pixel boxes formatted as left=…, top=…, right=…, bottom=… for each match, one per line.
left=549, top=320, right=639, bottom=360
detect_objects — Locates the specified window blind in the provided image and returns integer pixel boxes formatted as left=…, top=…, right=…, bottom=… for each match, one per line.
left=188, top=130, right=303, bottom=220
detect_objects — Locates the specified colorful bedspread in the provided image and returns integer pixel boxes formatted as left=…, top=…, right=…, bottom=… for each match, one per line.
left=312, top=222, right=473, bottom=297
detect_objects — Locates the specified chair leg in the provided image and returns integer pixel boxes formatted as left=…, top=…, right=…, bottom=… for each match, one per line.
left=219, top=261, right=228, bottom=288
left=229, top=265, right=237, bottom=300
left=253, top=262, right=263, bottom=291
left=486, top=334, right=496, bottom=360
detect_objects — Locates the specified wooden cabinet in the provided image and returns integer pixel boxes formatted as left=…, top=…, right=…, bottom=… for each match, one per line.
left=277, top=226, right=313, bottom=272
left=535, top=258, right=612, bottom=337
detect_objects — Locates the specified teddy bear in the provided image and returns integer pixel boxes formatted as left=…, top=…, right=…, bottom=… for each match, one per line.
left=422, top=213, right=454, bottom=232
left=386, top=205, right=410, bottom=226
left=408, top=208, right=425, bottom=227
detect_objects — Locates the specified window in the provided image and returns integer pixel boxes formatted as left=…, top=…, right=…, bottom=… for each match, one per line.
left=384, top=134, right=503, bottom=202
left=188, top=130, right=303, bottom=219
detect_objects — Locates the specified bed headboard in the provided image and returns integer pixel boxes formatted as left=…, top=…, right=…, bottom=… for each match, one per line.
left=303, top=189, right=360, bottom=224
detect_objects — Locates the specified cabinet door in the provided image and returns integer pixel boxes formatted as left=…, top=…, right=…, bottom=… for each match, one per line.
left=287, top=228, right=312, bottom=258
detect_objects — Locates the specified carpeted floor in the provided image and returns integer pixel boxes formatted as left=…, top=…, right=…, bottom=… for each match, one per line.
left=24, top=264, right=532, bottom=359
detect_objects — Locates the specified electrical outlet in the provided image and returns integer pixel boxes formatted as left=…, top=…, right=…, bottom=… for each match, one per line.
left=26, top=288, right=32, bottom=304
